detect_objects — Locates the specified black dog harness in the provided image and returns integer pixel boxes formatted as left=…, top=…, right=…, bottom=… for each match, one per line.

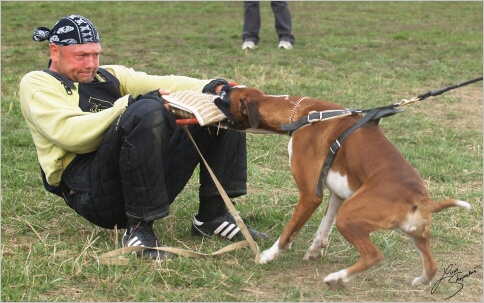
left=280, top=76, right=484, bottom=197
left=282, top=105, right=403, bottom=197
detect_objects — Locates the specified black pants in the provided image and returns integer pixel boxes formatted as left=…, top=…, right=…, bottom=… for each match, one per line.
left=242, top=1, right=295, bottom=45
left=62, top=99, right=247, bottom=229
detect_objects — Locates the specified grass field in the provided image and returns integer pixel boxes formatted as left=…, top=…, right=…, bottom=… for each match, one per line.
left=1, top=1, right=483, bottom=302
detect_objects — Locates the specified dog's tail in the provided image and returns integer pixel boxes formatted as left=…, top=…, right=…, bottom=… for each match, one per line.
left=419, top=198, right=472, bottom=213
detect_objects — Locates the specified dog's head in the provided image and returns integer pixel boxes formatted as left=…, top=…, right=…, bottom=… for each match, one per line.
left=215, top=85, right=266, bottom=130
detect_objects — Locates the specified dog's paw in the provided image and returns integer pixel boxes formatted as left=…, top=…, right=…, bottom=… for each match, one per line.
left=259, top=249, right=278, bottom=264
left=324, top=269, right=350, bottom=288
left=411, top=276, right=431, bottom=287
left=324, top=274, right=348, bottom=290
left=303, top=249, right=321, bottom=261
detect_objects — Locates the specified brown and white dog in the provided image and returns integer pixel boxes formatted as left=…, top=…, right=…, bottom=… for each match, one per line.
left=215, top=86, right=471, bottom=288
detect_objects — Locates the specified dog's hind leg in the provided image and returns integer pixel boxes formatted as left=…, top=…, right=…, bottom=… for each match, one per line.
left=409, top=235, right=438, bottom=287
left=400, top=208, right=438, bottom=286
left=323, top=196, right=384, bottom=286
left=401, top=197, right=471, bottom=286
left=304, top=192, right=344, bottom=261
left=323, top=227, right=383, bottom=286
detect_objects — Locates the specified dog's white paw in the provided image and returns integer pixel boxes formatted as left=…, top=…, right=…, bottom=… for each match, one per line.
left=259, top=249, right=278, bottom=264
left=324, top=270, right=350, bottom=287
left=411, top=276, right=431, bottom=287
left=259, top=239, right=281, bottom=264
left=323, top=269, right=350, bottom=284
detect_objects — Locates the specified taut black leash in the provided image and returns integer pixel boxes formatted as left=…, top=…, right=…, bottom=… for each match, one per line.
left=415, top=76, right=483, bottom=102
left=393, top=76, right=483, bottom=107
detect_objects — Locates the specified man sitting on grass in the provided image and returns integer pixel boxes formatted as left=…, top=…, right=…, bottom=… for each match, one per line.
left=19, top=14, right=267, bottom=260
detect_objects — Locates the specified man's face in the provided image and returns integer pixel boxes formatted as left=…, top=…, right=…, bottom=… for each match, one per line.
left=50, top=43, right=101, bottom=83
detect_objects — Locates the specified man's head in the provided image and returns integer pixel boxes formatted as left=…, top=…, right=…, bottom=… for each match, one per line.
left=33, top=15, right=101, bottom=83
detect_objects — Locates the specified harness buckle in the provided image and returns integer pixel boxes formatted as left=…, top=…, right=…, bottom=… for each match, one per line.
left=307, top=111, right=322, bottom=123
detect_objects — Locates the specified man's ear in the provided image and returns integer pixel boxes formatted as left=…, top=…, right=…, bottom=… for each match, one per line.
left=240, top=99, right=261, bottom=128
left=50, top=44, right=59, bottom=62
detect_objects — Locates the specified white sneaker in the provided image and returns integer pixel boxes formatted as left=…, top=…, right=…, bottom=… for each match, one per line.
left=278, top=40, right=293, bottom=50
left=242, top=41, right=257, bottom=50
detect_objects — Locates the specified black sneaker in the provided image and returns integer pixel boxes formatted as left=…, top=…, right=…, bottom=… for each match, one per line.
left=191, top=212, right=268, bottom=241
left=121, top=221, right=173, bottom=260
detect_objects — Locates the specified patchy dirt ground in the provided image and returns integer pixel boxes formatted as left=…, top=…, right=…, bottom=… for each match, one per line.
left=414, top=86, right=483, bottom=131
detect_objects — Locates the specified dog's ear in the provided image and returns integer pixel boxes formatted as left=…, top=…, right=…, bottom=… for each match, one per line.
left=240, top=98, right=261, bottom=128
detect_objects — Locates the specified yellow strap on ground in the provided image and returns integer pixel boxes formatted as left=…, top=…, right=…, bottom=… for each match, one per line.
left=98, top=241, right=250, bottom=265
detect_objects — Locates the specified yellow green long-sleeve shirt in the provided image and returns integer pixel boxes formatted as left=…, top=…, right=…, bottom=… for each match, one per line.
left=19, top=64, right=212, bottom=187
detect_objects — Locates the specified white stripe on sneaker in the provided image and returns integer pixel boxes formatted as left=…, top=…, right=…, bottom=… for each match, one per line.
left=220, top=224, right=238, bottom=237
left=127, top=237, right=144, bottom=247
left=227, top=227, right=241, bottom=240
left=193, top=217, right=204, bottom=226
left=220, top=223, right=240, bottom=240
left=214, top=221, right=229, bottom=234
left=192, top=215, right=245, bottom=239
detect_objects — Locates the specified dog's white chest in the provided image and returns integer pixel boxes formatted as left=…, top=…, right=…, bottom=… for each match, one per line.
left=288, top=139, right=354, bottom=199
left=326, top=170, right=354, bottom=199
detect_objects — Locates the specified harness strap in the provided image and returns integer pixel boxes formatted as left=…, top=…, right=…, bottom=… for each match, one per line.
left=286, top=76, right=482, bottom=196
left=42, top=69, right=76, bottom=95
left=282, top=106, right=403, bottom=134
left=282, top=109, right=357, bottom=133
left=96, top=67, right=121, bottom=87
left=315, top=106, right=402, bottom=197
left=42, top=68, right=120, bottom=95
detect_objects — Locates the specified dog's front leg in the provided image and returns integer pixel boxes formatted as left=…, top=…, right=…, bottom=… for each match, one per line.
left=259, top=238, right=282, bottom=264
left=304, top=192, right=344, bottom=260
left=259, top=195, right=322, bottom=264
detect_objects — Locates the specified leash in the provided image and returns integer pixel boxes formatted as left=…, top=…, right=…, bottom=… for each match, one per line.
left=394, top=76, right=483, bottom=107
left=282, top=76, right=483, bottom=133
left=98, top=240, right=251, bottom=265
left=99, top=126, right=261, bottom=265
left=283, top=77, right=483, bottom=197
left=180, top=125, right=260, bottom=262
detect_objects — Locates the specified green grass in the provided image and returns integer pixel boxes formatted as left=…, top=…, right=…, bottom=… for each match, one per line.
left=1, top=1, right=482, bottom=302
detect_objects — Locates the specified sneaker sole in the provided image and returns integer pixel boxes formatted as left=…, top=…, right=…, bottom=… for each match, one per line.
left=136, top=248, right=175, bottom=260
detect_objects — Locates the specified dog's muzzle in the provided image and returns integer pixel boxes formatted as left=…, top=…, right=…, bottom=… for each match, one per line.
left=214, top=86, right=236, bottom=127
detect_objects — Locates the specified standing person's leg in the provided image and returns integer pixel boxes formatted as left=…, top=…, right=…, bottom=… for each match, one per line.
left=271, top=1, right=295, bottom=46
left=242, top=1, right=261, bottom=47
